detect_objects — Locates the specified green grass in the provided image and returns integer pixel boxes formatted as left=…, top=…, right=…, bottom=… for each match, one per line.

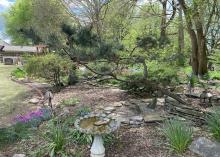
left=0, top=64, right=28, bottom=125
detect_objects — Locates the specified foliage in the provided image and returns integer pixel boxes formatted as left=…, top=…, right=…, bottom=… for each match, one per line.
left=76, top=107, right=91, bottom=117
left=60, top=97, right=80, bottom=107
left=4, top=0, right=71, bottom=45
left=161, top=119, right=193, bottom=153
left=119, top=72, right=154, bottom=95
left=4, top=0, right=34, bottom=44
left=148, top=61, right=179, bottom=84
left=14, top=108, right=52, bottom=127
left=69, top=128, right=93, bottom=145
left=25, top=53, right=72, bottom=88
left=11, top=67, right=26, bottom=78
left=206, top=108, right=220, bottom=141
left=44, top=122, right=67, bottom=156
left=0, top=122, right=31, bottom=147
left=0, top=108, right=51, bottom=147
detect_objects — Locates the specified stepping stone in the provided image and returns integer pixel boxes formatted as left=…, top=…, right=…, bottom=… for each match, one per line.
left=112, top=102, right=123, bottom=107
left=130, top=116, right=143, bottom=122
left=117, top=117, right=130, bottom=124
left=29, top=98, right=40, bottom=104
left=13, top=154, right=26, bottom=157
left=144, top=113, right=164, bottom=123
left=190, top=137, right=220, bottom=157
left=104, top=106, right=115, bottom=112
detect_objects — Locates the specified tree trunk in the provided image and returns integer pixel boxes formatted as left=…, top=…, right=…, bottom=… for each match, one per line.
left=179, top=0, right=208, bottom=76
left=159, top=0, right=167, bottom=46
left=178, top=6, right=185, bottom=65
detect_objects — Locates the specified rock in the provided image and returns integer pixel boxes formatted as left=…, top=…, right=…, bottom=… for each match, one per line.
left=13, top=154, right=26, bottom=157
left=189, top=137, right=220, bottom=157
left=129, top=120, right=142, bottom=125
left=107, top=113, right=117, bottom=119
left=29, top=98, right=40, bottom=104
left=104, top=111, right=112, bottom=114
left=174, top=86, right=185, bottom=93
left=112, top=102, right=123, bottom=107
left=130, top=116, right=143, bottom=122
left=117, top=117, right=130, bottom=124
left=63, top=107, right=70, bottom=114
left=104, top=106, right=115, bottom=112
left=144, top=113, right=164, bottom=122
left=94, top=119, right=110, bottom=126
left=137, top=102, right=155, bottom=115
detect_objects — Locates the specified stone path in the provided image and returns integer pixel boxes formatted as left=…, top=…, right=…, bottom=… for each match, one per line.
left=93, top=98, right=165, bottom=127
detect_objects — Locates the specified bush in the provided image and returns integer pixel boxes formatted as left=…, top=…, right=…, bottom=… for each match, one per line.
left=161, top=119, right=193, bottom=153
left=119, top=72, right=154, bottom=95
left=206, top=108, right=220, bottom=141
left=25, top=53, right=73, bottom=88
left=11, top=67, right=26, bottom=78
left=148, top=61, right=179, bottom=84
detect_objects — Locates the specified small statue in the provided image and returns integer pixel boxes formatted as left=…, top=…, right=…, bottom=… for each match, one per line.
left=44, top=90, right=53, bottom=109
left=200, top=89, right=213, bottom=103
left=187, top=73, right=194, bottom=94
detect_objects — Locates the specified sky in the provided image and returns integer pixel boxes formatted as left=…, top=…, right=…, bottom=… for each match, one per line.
left=0, top=0, right=15, bottom=43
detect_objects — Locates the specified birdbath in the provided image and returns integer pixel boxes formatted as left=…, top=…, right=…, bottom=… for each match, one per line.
left=74, top=113, right=120, bottom=157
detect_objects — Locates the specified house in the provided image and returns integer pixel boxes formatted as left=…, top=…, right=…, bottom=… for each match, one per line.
left=0, top=42, right=48, bottom=65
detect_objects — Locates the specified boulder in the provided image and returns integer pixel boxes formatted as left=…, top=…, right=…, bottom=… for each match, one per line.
left=189, top=137, right=220, bottom=157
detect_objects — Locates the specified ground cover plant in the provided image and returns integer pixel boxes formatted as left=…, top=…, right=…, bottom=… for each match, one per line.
left=161, top=119, right=193, bottom=154
left=206, top=108, right=220, bottom=141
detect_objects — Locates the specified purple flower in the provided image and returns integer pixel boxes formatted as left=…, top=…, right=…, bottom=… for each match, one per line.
left=14, top=109, right=44, bottom=123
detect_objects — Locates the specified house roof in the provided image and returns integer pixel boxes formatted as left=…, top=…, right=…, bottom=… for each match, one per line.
left=0, top=45, right=48, bottom=53
left=0, top=39, right=10, bottom=46
left=2, top=45, right=39, bottom=53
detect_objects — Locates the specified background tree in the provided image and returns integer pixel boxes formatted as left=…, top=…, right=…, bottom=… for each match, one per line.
left=178, top=0, right=219, bottom=76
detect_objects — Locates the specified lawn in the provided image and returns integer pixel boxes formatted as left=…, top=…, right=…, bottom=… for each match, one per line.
left=0, top=64, right=28, bottom=127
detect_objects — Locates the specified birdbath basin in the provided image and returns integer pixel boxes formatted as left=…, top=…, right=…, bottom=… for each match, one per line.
left=75, top=113, right=120, bottom=157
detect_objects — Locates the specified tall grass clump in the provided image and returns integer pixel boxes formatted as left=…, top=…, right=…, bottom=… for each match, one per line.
left=161, top=119, right=193, bottom=153
left=206, top=109, right=220, bottom=141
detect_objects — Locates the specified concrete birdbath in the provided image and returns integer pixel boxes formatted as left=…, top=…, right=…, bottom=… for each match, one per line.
left=74, top=113, right=120, bottom=157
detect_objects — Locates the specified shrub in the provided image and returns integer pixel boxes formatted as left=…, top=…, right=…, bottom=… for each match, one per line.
left=161, top=119, right=193, bottom=153
left=119, top=72, right=154, bottom=95
left=206, top=109, right=220, bottom=141
left=25, top=53, right=73, bottom=88
left=11, top=67, right=26, bottom=78
left=148, top=61, right=179, bottom=84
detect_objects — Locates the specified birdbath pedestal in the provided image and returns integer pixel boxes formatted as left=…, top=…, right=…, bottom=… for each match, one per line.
left=74, top=114, right=120, bottom=157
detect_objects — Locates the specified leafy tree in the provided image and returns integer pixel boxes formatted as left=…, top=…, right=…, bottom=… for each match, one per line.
left=4, top=0, right=33, bottom=44
left=4, top=0, right=71, bottom=46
